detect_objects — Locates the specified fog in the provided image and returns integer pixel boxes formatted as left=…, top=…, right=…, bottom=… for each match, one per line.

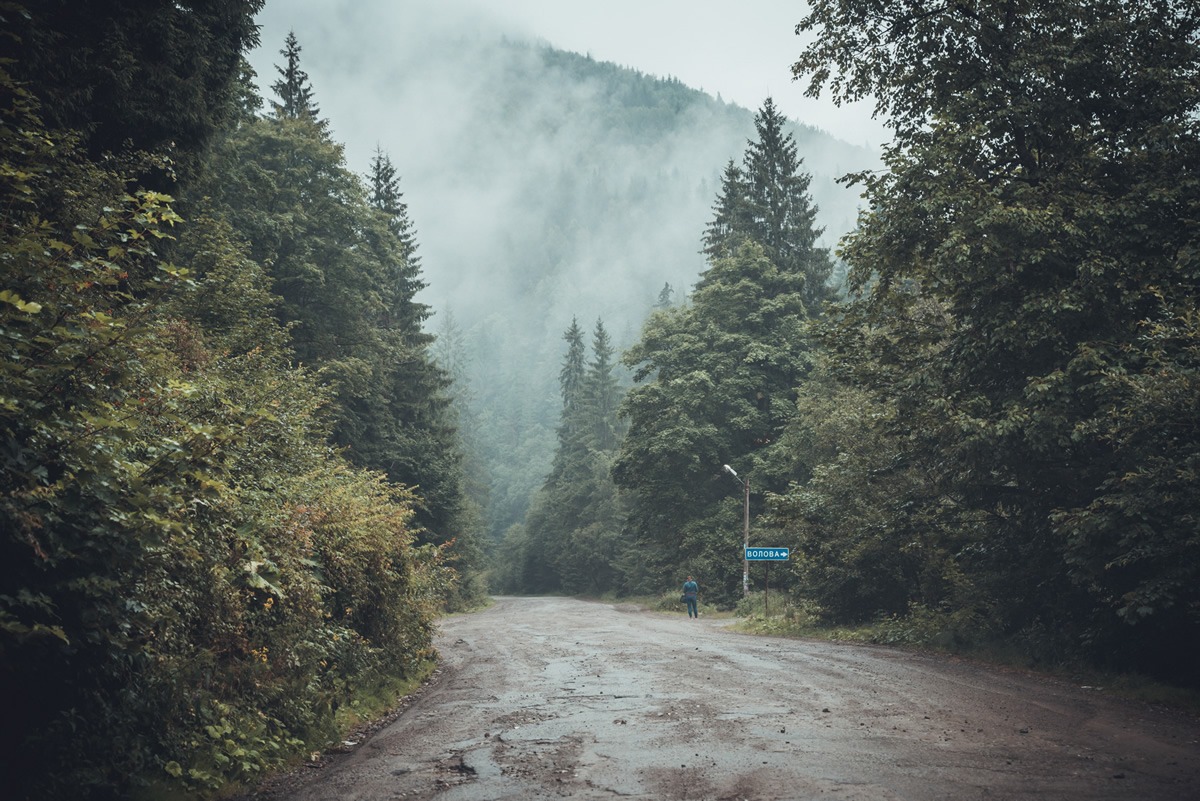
left=245, top=1, right=882, bottom=535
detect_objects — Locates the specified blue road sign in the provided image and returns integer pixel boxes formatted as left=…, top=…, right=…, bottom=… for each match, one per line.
left=745, top=547, right=789, bottom=561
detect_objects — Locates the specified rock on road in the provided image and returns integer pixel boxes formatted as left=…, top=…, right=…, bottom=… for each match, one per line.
left=267, top=597, right=1199, bottom=800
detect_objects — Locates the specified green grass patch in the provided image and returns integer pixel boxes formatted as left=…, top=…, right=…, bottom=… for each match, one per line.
left=615, top=591, right=734, bottom=618
left=331, top=659, right=438, bottom=734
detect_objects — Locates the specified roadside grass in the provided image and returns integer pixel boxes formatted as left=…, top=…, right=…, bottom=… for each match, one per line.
left=330, top=659, right=439, bottom=735
left=602, top=591, right=737, bottom=619
left=442, top=594, right=496, bottom=616
left=730, top=593, right=1200, bottom=715
left=130, top=659, right=440, bottom=801
left=258, top=661, right=437, bottom=797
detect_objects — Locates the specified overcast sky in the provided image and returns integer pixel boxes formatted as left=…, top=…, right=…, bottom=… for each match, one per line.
left=250, top=0, right=890, bottom=150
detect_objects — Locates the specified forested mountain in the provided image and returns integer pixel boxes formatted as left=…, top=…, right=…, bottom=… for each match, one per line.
left=243, top=30, right=879, bottom=541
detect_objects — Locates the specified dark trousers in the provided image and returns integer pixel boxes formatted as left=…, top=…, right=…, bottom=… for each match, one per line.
left=685, top=598, right=698, bottom=617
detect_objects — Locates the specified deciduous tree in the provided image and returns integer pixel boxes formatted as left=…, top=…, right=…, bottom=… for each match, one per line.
left=789, top=0, right=1200, bottom=679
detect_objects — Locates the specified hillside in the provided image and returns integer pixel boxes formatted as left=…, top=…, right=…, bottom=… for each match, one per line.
left=248, top=32, right=881, bottom=538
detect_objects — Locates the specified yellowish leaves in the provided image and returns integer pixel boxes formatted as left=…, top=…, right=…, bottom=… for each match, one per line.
left=0, top=289, right=41, bottom=313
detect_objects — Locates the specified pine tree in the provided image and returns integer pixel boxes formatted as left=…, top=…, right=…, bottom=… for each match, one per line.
left=701, top=100, right=836, bottom=311
left=655, top=282, right=675, bottom=309
left=702, top=159, right=750, bottom=260
left=744, top=99, right=820, bottom=260
left=585, top=320, right=621, bottom=452
left=366, top=147, right=427, bottom=333
left=368, top=147, right=419, bottom=260
left=271, top=31, right=321, bottom=122
left=559, top=317, right=587, bottom=423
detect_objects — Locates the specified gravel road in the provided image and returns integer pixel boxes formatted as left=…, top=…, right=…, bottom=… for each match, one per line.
left=262, top=597, right=1200, bottom=800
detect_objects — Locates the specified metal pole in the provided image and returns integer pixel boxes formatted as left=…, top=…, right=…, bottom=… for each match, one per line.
left=765, top=561, right=769, bottom=618
left=742, top=477, right=750, bottom=597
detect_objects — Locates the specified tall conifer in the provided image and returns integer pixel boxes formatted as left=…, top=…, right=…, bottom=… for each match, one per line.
left=271, top=31, right=321, bottom=122
left=585, top=320, right=621, bottom=452
left=701, top=99, right=835, bottom=310
left=559, top=318, right=587, bottom=422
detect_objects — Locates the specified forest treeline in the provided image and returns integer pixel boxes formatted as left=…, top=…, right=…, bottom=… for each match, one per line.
left=498, top=0, right=1200, bottom=690
left=2, top=1, right=1199, bottom=799
left=318, top=30, right=877, bottom=546
left=1, top=3, right=484, bottom=799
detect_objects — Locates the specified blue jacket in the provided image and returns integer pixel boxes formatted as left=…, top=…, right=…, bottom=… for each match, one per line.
left=682, top=580, right=698, bottom=599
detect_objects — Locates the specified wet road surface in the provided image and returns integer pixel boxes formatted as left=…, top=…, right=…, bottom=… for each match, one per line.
left=263, top=597, right=1200, bottom=800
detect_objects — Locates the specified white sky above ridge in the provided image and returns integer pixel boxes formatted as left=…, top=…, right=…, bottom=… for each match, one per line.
left=249, top=0, right=891, bottom=150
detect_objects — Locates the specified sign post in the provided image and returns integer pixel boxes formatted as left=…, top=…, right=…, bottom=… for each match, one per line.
left=744, top=548, right=789, bottom=617
left=742, top=477, right=750, bottom=597
left=723, top=465, right=751, bottom=597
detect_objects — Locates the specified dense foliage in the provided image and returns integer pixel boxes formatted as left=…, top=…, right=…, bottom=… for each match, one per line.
left=778, top=0, right=1200, bottom=681
left=495, top=319, right=629, bottom=594
left=0, top=0, right=266, bottom=187
left=192, top=53, right=481, bottom=597
left=0, top=9, right=472, bottom=799
left=613, top=100, right=835, bottom=606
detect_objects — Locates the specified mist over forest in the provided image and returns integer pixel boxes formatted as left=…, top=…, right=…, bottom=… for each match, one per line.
left=245, top=14, right=878, bottom=537
left=4, top=2, right=1198, bottom=799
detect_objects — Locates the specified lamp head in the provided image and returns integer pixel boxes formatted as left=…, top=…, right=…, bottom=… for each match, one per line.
left=723, top=464, right=737, bottom=477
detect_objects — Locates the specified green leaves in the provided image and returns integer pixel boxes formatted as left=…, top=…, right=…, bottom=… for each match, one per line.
left=197, top=102, right=471, bottom=568
left=1, top=51, right=455, bottom=799
left=789, top=0, right=1200, bottom=677
left=617, top=237, right=823, bottom=605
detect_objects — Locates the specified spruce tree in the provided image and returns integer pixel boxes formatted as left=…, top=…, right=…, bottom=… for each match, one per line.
left=585, top=320, right=621, bottom=452
left=367, top=147, right=427, bottom=332
left=701, top=100, right=836, bottom=311
left=368, top=146, right=420, bottom=261
left=271, top=31, right=321, bottom=122
left=655, top=282, right=675, bottom=309
left=1, top=0, right=265, bottom=186
left=559, top=317, right=587, bottom=426
left=702, top=159, right=750, bottom=260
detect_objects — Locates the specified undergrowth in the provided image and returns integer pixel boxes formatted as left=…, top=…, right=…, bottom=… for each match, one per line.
left=731, top=594, right=1200, bottom=714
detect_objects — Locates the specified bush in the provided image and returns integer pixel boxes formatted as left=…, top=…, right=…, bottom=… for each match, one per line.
left=0, top=81, right=450, bottom=799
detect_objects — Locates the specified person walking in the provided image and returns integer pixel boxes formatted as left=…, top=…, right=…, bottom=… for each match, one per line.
left=682, top=576, right=699, bottom=619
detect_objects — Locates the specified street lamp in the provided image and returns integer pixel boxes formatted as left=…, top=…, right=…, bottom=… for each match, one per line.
left=723, top=464, right=750, bottom=597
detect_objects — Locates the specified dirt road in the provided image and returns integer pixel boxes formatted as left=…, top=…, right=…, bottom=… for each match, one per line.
left=265, top=597, right=1199, bottom=800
